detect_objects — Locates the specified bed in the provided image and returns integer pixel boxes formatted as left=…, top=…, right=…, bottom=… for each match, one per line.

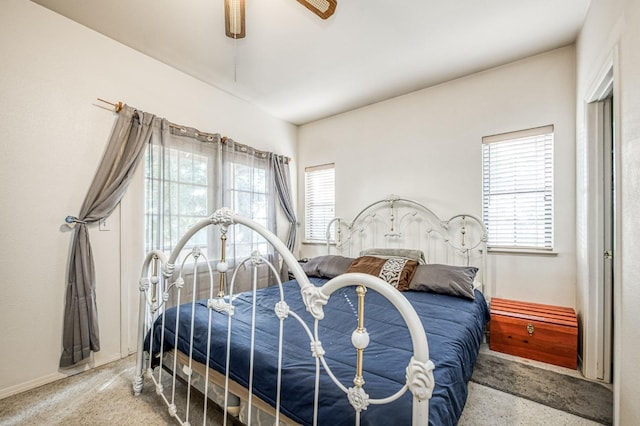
left=134, top=195, right=489, bottom=425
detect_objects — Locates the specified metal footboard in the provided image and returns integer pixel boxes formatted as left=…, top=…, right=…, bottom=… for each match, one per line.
left=133, top=207, right=434, bottom=425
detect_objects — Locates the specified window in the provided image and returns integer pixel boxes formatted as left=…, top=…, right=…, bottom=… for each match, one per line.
left=144, top=144, right=214, bottom=261
left=145, top=137, right=276, bottom=264
left=305, top=163, right=335, bottom=242
left=226, top=161, right=270, bottom=260
left=482, top=125, right=554, bottom=251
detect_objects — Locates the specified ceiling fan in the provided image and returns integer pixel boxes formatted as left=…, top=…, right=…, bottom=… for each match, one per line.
left=224, top=0, right=337, bottom=39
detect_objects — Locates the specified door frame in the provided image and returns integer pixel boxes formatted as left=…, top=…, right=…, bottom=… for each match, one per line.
left=582, top=47, right=621, bottom=383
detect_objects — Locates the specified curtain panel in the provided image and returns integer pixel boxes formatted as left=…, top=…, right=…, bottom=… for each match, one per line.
left=145, top=131, right=292, bottom=299
left=220, top=139, right=276, bottom=262
left=61, top=105, right=155, bottom=368
left=145, top=120, right=222, bottom=259
left=62, top=106, right=294, bottom=367
left=270, top=153, right=296, bottom=251
left=221, top=138, right=279, bottom=291
left=270, top=153, right=297, bottom=280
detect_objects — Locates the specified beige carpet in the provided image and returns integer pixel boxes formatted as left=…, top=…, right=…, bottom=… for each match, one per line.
left=0, top=351, right=609, bottom=426
left=0, top=355, right=239, bottom=426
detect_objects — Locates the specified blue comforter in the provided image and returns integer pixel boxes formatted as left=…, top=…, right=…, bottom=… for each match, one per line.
left=147, top=277, right=489, bottom=425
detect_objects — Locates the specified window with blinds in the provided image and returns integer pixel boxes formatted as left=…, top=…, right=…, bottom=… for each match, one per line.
left=305, top=163, right=335, bottom=242
left=482, top=125, right=554, bottom=251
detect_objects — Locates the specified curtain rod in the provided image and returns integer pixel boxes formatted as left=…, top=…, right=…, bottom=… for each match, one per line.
left=97, top=98, right=212, bottom=134
left=97, top=98, right=123, bottom=112
left=96, top=98, right=291, bottom=162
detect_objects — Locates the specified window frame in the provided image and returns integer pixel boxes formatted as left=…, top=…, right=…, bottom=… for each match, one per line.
left=482, top=125, right=555, bottom=253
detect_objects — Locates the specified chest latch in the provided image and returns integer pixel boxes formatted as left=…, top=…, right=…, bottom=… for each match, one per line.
left=526, top=323, right=535, bottom=336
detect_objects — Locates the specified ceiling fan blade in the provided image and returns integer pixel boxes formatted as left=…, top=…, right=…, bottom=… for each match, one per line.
left=296, top=0, right=337, bottom=19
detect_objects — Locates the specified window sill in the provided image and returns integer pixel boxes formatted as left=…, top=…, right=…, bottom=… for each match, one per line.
left=488, top=248, right=558, bottom=256
left=301, top=240, right=335, bottom=246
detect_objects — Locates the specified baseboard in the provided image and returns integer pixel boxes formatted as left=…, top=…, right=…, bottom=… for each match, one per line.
left=0, top=353, right=122, bottom=400
left=0, top=372, right=68, bottom=400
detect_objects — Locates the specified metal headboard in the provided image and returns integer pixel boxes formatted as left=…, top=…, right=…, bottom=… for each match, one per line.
left=326, top=195, right=489, bottom=293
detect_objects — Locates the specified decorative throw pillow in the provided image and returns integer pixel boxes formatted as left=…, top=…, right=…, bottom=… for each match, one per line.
left=408, top=264, right=478, bottom=300
left=301, top=255, right=355, bottom=279
left=347, top=256, right=418, bottom=291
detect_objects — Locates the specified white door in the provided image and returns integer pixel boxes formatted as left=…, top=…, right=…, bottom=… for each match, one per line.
left=584, top=93, right=615, bottom=383
left=600, top=96, right=614, bottom=383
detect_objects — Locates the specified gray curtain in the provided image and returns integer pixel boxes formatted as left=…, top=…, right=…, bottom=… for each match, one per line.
left=269, top=153, right=296, bottom=281
left=269, top=153, right=296, bottom=251
left=60, top=105, right=155, bottom=368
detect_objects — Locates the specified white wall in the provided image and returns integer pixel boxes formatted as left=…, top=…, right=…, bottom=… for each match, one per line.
left=298, top=47, right=577, bottom=307
left=576, top=0, right=640, bottom=423
left=0, top=0, right=296, bottom=398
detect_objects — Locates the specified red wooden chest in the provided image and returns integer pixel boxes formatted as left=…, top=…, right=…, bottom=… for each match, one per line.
left=489, top=298, right=578, bottom=369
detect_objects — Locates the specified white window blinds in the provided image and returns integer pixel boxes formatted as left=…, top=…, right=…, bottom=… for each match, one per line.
left=482, top=125, right=554, bottom=250
left=305, top=163, right=335, bottom=242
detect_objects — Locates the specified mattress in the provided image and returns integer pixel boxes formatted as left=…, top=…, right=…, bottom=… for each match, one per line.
left=146, top=277, right=489, bottom=425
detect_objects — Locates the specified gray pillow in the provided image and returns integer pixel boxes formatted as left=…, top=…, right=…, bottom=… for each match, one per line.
left=409, top=264, right=478, bottom=300
left=359, top=248, right=426, bottom=264
left=301, top=255, right=355, bottom=279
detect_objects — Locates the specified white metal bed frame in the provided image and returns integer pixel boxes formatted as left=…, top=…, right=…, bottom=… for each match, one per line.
left=133, top=195, right=488, bottom=425
left=327, top=194, right=488, bottom=293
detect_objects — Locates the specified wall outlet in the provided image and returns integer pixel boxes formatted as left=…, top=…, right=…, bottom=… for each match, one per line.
left=99, top=218, right=110, bottom=231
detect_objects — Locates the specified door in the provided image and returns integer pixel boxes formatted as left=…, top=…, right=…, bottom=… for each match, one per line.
left=600, top=96, right=614, bottom=383
left=584, top=94, right=615, bottom=383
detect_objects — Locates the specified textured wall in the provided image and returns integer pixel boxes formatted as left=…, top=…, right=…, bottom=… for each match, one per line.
left=298, top=47, right=577, bottom=307
left=0, top=0, right=296, bottom=397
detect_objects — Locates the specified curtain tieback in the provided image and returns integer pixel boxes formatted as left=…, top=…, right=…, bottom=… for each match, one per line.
left=65, top=216, right=87, bottom=225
